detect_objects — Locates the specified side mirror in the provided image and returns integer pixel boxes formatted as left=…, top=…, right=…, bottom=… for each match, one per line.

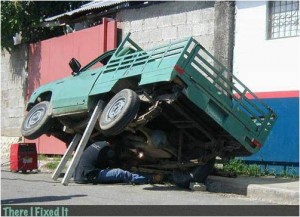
left=69, top=58, right=81, bottom=75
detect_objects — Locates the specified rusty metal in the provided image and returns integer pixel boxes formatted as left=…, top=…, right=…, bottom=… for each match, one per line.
left=171, top=103, right=215, bottom=142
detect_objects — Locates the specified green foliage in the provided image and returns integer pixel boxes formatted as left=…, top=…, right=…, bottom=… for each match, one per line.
left=44, top=161, right=60, bottom=170
left=38, top=154, right=48, bottom=161
left=1, top=1, right=87, bottom=51
left=38, top=154, right=61, bottom=161
left=41, top=155, right=62, bottom=170
left=268, top=166, right=299, bottom=179
left=222, top=159, right=262, bottom=177
left=221, top=159, right=299, bottom=178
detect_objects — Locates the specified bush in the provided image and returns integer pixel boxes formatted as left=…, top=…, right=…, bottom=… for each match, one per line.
left=44, top=161, right=60, bottom=170
left=222, top=159, right=261, bottom=176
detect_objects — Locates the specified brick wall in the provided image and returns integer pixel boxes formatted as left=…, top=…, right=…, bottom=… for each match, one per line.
left=1, top=45, right=27, bottom=137
left=0, top=2, right=235, bottom=157
left=117, top=1, right=216, bottom=52
left=1, top=45, right=27, bottom=158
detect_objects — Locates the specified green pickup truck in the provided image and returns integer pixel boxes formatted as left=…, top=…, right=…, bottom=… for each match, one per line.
left=22, top=33, right=277, bottom=187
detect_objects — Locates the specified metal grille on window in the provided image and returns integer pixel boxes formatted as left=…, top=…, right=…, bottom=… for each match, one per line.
left=268, top=1, right=300, bottom=39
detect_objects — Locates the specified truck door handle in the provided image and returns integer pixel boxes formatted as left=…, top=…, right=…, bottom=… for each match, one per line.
left=91, top=73, right=96, bottom=76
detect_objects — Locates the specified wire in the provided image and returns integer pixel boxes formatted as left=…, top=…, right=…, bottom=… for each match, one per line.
left=1, top=158, right=37, bottom=171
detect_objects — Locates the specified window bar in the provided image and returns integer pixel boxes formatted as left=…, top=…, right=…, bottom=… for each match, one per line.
left=279, top=1, right=282, bottom=37
left=284, top=1, right=287, bottom=37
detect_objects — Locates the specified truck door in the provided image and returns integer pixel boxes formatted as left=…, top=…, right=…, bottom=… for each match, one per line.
left=52, top=68, right=101, bottom=113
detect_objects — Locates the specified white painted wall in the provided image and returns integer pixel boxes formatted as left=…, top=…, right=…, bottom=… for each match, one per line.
left=233, top=1, right=300, bottom=92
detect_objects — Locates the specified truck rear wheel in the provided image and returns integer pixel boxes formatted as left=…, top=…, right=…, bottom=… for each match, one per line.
left=21, top=101, right=52, bottom=140
left=99, top=89, right=140, bottom=136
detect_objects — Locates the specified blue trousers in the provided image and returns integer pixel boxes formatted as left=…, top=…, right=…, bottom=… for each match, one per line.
left=97, top=168, right=151, bottom=184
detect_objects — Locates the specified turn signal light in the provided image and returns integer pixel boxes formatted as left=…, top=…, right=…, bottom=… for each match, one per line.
left=252, top=139, right=262, bottom=148
left=174, top=65, right=185, bottom=74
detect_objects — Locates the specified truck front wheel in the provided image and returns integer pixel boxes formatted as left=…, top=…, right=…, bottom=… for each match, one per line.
left=21, top=101, right=52, bottom=140
left=99, top=89, right=140, bottom=136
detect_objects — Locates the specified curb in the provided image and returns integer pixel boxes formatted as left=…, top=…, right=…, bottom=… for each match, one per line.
left=206, top=175, right=299, bottom=205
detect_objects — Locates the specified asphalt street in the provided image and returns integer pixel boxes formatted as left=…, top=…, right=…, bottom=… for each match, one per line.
left=1, top=168, right=275, bottom=205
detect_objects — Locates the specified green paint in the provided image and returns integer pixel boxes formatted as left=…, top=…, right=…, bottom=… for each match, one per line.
left=26, top=33, right=277, bottom=154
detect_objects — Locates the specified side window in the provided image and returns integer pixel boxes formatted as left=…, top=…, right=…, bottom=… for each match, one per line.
left=88, top=61, right=104, bottom=70
left=267, top=1, right=300, bottom=39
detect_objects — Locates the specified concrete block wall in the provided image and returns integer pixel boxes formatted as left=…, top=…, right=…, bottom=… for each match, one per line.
left=117, top=1, right=216, bottom=52
left=0, top=2, right=235, bottom=158
left=1, top=45, right=27, bottom=137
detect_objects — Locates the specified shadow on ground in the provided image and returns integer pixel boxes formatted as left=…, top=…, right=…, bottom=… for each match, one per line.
left=1, top=194, right=87, bottom=204
left=143, top=184, right=189, bottom=192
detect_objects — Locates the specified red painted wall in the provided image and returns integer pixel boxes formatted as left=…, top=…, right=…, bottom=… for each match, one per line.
left=26, top=19, right=117, bottom=154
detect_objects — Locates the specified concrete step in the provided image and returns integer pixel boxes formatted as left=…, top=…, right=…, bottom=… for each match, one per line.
left=206, top=175, right=299, bottom=205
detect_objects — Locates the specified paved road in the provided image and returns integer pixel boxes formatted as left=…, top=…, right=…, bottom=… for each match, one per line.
left=1, top=168, right=274, bottom=205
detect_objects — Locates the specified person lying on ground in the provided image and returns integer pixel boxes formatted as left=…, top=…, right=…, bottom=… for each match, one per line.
left=74, top=141, right=163, bottom=185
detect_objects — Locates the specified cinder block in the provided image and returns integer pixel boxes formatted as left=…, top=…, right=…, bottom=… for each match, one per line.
left=157, top=15, right=172, bottom=28
left=130, top=20, right=143, bottom=32
left=202, top=8, right=215, bottom=21
left=8, top=108, right=17, bottom=118
left=186, top=11, right=194, bottom=24
left=14, top=89, right=24, bottom=98
left=187, top=10, right=202, bottom=24
left=130, top=31, right=141, bottom=42
left=149, top=29, right=162, bottom=43
left=119, top=21, right=131, bottom=32
left=162, top=26, right=177, bottom=40
left=137, top=31, right=150, bottom=44
left=1, top=91, right=9, bottom=100
left=193, top=23, right=207, bottom=36
left=143, top=17, right=158, bottom=30
left=18, top=117, right=24, bottom=126
left=0, top=136, right=21, bottom=157
left=142, top=43, right=152, bottom=50
left=8, top=117, right=20, bottom=127
left=206, top=20, right=215, bottom=35
left=16, top=107, right=25, bottom=118
left=1, top=100, right=8, bottom=109
left=195, top=36, right=214, bottom=52
left=171, top=13, right=186, bottom=26
left=178, top=24, right=193, bottom=38
left=18, top=98, right=25, bottom=107
left=187, top=9, right=214, bottom=24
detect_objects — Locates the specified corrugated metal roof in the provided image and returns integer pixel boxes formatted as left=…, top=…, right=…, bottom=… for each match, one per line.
left=45, top=0, right=128, bottom=22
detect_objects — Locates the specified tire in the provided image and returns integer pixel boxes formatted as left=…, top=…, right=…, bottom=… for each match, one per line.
left=21, top=101, right=52, bottom=140
left=99, top=89, right=140, bottom=136
left=172, top=158, right=215, bottom=189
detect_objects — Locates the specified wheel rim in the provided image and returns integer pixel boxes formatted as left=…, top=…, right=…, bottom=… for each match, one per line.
left=105, top=97, right=126, bottom=122
left=25, top=107, right=46, bottom=129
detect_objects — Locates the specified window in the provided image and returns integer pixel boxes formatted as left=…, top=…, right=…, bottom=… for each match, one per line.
left=268, top=1, right=300, bottom=39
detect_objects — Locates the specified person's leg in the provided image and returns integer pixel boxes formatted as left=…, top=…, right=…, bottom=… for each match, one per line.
left=130, top=173, right=151, bottom=184
left=97, top=168, right=131, bottom=183
left=97, top=168, right=150, bottom=184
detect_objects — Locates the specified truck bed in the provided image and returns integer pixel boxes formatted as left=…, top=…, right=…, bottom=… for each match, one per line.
left=102, top=34, right=277, bottom=156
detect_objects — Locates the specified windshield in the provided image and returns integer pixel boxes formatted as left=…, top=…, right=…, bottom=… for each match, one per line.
left=80, top=49, right=116, bottom=72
